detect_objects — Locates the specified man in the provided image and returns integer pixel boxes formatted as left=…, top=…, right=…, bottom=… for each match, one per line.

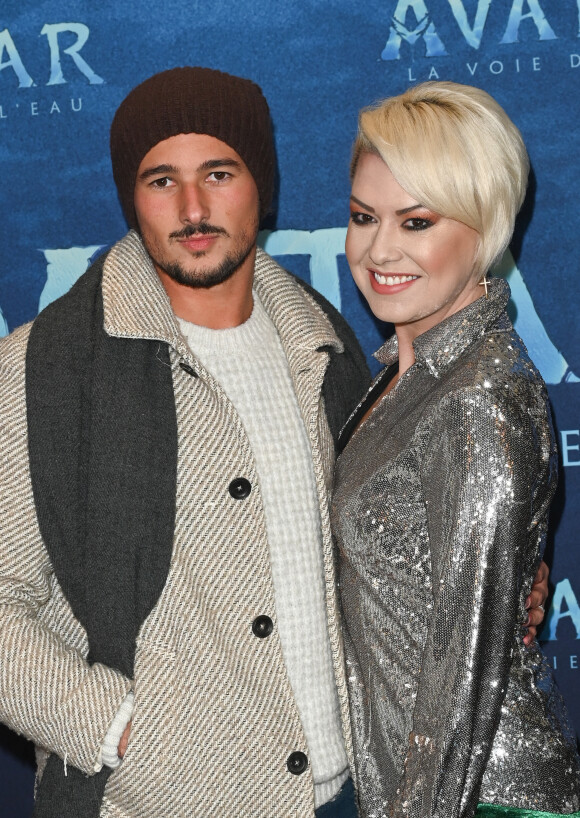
left=0, top=67, right=547, bottom=817
left=0, top=66, right=368, bottom=818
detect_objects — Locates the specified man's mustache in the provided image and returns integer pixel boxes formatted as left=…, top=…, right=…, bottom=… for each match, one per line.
left=170, top=223, right=228, bottom=239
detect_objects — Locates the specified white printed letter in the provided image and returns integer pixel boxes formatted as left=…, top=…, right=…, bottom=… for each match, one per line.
left=546, top=579, right=580, bottom=641
left=0, top=28, right=34, bottom=87
left=447, top=0, right=492, bottom=49
left=381, top=0, right=447, bottom=60
left=41, top=23, right=104, bottom=85
left=500, top=0, right=557, bottom=44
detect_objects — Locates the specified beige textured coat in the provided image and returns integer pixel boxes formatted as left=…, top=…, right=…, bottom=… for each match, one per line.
left=0, top=233, right=356, bottom=817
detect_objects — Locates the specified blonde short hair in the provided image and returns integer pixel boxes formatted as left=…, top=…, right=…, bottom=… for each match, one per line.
left=351, top=81, right=529, bottom=277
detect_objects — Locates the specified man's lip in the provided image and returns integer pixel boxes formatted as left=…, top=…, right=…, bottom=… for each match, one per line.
left=176, top=235, right=219, bottom=249
left=368, top=269, right=419, bottom=293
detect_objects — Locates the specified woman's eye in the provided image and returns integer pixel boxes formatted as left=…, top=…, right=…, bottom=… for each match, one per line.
left=403, top=217, right=433, bottom=231
left=350, top=211, right=375, bottom=226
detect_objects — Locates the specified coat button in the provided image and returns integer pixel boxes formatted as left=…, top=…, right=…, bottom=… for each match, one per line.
left=252, top=615, right=273, bottom=638
left=287, top=751, right=308, bottom=775
left=179, top=361, right=198, bottom=377
left=229, top=478, right=251, bottom=499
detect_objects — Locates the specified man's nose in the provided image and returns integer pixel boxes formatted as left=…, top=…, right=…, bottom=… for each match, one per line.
left=179, top=183, right=210, bottom=223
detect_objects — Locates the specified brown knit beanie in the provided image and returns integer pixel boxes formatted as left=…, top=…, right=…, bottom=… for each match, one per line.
left=110, top=66, right=275, bottom=229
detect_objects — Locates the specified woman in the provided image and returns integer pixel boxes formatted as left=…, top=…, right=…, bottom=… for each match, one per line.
left=332, top=82, right=580, bottom=818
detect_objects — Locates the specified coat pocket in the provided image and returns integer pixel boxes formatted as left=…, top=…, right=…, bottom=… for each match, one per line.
left=101, top=639, right=177, bottom=817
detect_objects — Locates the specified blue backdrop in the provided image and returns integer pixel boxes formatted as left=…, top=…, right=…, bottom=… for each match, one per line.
left=1, top=1, right=579, bottom=813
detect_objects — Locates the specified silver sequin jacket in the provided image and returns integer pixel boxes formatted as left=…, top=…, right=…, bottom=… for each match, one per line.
left=332, top=278, right=580, bottom=818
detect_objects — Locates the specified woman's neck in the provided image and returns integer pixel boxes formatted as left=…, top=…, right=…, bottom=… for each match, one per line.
left=395, top=329, right=416, bottom=378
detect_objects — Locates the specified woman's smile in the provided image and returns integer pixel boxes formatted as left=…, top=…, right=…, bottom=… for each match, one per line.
left=369, top=271, right=419, bottom=292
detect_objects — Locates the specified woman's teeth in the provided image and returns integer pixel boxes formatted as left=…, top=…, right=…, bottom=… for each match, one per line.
left=373, top=273, right=418, bottom=286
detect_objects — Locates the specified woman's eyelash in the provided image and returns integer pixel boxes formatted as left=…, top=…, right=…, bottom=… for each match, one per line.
left=403, top=218, right=434, bottom=231
left=350, top=211, right=375, bottom=225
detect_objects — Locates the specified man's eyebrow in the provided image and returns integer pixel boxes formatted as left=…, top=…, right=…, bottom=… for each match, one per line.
left=138, top=158, right=242, bottom=182
left=138, top=164, right=178, bottom=181
left=197, top=158, right=242, bottom=172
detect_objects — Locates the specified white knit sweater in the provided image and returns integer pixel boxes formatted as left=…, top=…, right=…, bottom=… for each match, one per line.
left=177, top=293, right=349, bottom=806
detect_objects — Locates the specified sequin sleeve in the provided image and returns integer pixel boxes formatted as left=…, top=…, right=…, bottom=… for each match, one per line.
left=391, top=382, right=556, bottom=818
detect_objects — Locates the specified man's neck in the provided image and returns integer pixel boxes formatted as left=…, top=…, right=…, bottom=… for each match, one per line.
left=156, top=248, right=256, bottom=329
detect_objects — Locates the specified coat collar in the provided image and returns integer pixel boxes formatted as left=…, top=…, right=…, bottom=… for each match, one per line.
left=102, top=231, right=343, bottom=357
left=102, top=230, right=180, bottom=346
left=373, top=277, right=511, bottom=378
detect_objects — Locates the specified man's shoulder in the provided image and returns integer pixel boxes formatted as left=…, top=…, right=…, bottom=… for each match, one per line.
left=0, top=320, right=35, bottom=371
left=0, top=248, right=112, bottom=382
left=42, top=249, right=109, bottom=318
left=292, top=274, right=362, bottom=354
left=256, top=248, right=366, bottom=361
left=287, top=269, right=369, bottom=386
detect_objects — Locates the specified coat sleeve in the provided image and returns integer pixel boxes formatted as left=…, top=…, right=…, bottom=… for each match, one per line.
left=0, top=325, right=132, bottom=775
left=391, top=383, right=556, bottom=818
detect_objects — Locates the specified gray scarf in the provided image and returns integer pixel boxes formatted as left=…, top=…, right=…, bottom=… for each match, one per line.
left=26, top=251, right=178, bottom=817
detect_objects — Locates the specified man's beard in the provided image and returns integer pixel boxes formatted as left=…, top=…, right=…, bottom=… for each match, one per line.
left=149, top=222, right=258, bottom=290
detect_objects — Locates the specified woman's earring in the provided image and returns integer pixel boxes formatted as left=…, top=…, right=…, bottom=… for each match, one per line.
left=479, top=275, right=490, bottom=298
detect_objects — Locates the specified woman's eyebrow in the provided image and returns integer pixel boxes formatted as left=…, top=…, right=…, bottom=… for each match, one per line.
left=350, top=196, right=424, bottom=217
left=350, top=194, right=375, bottom=212
left=396, top=205, right=424, bottom=216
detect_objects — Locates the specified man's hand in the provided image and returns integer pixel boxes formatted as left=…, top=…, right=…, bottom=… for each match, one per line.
left=118, top=720, right=131, bottom=759
left=524, top=560, right=549, bottom=646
